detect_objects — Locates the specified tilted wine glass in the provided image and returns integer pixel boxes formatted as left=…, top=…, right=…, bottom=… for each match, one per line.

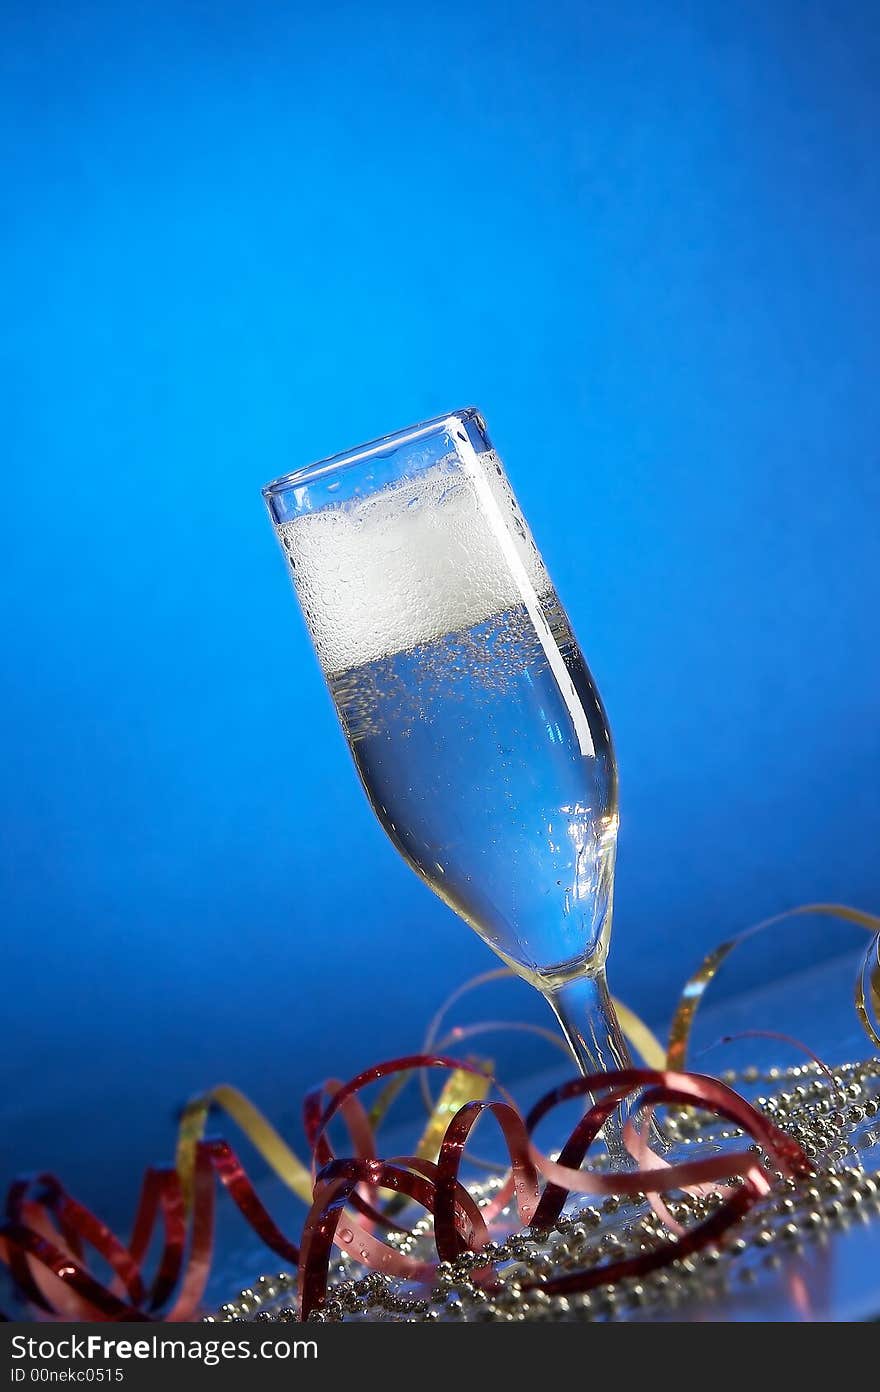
left=263, top=408, right=636, bottom=1161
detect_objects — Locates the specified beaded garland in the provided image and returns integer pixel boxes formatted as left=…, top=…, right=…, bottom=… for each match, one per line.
left=211, top=1057, right=880, bottom=1323
left=3, top=904, right=877, bottom=1321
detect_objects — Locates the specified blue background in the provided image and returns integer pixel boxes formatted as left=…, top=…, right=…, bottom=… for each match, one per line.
left=1, top=0, right=879, bottom=1209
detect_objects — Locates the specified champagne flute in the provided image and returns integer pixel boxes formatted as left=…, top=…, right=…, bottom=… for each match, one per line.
left=263, top=408, right=636, bottom=1161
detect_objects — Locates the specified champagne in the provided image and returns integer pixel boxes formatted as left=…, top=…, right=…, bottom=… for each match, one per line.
left=277, top=451, right=617, bottom=988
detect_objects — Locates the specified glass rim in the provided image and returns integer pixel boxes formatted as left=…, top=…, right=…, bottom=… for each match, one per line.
left=261, top=405, right=484, bottom=498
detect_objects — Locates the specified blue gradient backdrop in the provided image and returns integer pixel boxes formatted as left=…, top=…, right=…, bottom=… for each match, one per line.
left=2, top=1, right=879, bottom=1203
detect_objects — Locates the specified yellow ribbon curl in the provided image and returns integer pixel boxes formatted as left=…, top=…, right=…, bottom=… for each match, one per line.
left=666, top=902, right=880, bottom=1069
left=173, top=904, right=880, bottom=1213
left=174, top=1069, right=490, bottom=1214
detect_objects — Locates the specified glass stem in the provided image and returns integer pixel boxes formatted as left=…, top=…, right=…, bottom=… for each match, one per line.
left=543, top=968, right=638, bottom=1170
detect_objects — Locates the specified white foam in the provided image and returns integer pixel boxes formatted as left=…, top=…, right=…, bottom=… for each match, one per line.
left=276, top=451, right=550, bottom=672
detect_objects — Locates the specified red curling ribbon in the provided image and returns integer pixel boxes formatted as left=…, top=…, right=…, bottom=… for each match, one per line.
left=0, top=1054, right=813, bottom=1323
left=304, top=1078, right=403, bottom=1233
left=532, top=1181, right=758, bottom=1299
left=1, top=1138, right=305, bottom=1322
left=128, top=1168, right=186, bottom=1311
left=163, top=1141, right=216, bottom=1322
left=0, top=1221, right=145, bottom=1321
left=306, top=1055, right=498, bottom=1237
left=304, top=1078, right=378, bottom=1173
left=622, top=1104, right=690, bottom=1236
left=3, top=903, right=873, bottom=1320
left=17, top=1201, right=112, bottom=1319
left=525, top=1070, right=811, bottom=1180
left=4, top=1181, right=54, bottom=1313
left=307, top=1055, right=491, bottom=1155
left=298, top=1160, right=446, bottom=1318
left=201, top=1138, right=300, bottom=1266
left=5, top=1177, right=144, bottom=1318
left=30, top=1175, right=147, bottom=1307
left=293, top=1062, right=808, bottom=1314
left=390, top=1155, right=488, bottom=1249
left=434, top=1101, right=540, bottom=1260
left=301, top=1063, right=808, bottom=1313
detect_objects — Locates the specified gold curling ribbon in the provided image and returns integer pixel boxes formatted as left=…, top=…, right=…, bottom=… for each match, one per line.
left=175, top=1067, right=490, bottom=1213
left=667, top=902, right=880, bottom=1070
left=377, top=1060, right=494, bottom=1216
left=413, top=1058, right=492, bottom=1162
left=856, top=931, right=880, bottom=1050
left=367, top=1072, right=412, bottom=1131
left=610, top=996, right=666, bottom=1071
left=173, top=906, right=879, bottom=1212
left=176, top=1084, right=314, bottom=1210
